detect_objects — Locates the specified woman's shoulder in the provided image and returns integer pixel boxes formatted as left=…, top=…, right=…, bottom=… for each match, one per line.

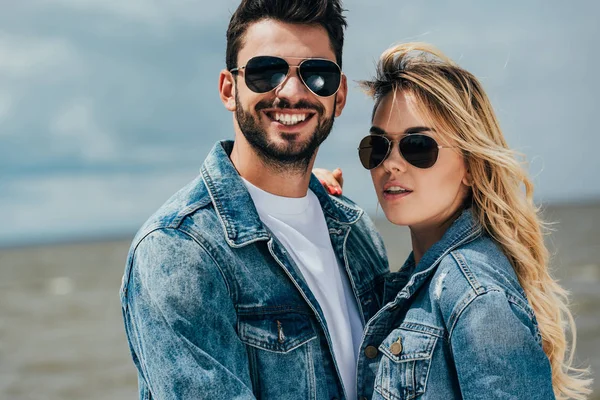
left=432, top=235, right=532, bottom=322
left=437, top=234, right=521, bottom=290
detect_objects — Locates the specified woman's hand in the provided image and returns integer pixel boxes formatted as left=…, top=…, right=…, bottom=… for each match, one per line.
left=313, top=168, right=344, bottom=196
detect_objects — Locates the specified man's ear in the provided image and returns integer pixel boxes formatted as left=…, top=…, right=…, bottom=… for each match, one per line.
left=219, top=70, right=236, bottom=112
left=334, top=74, right=348, bottom=117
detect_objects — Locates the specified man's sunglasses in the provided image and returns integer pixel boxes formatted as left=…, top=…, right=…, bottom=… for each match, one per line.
left=358, top=134, right=452, bottom=170
left=230, top=56, right=342, bottom=97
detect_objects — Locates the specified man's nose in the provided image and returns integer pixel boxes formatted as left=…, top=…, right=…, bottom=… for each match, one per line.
left=274, top=67, right=310, bottom=102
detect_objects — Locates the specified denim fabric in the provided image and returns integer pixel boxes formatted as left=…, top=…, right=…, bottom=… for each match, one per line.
left=356, top=209, right=555, bottom=400
left=120, top=140, right=389, bottom=400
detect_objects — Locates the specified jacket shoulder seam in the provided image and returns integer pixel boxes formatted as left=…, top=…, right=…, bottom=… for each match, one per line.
left=447, top=287, right=503, bottom=339
left=450, top=251, right=485, bottom=294
left=129, top=226, right=233, bottom=301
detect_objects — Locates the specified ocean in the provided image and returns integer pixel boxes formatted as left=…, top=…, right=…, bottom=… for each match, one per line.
left=1, top=203, right=598, bottom=399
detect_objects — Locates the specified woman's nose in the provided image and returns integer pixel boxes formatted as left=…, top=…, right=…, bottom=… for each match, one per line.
left=381, top=141, right=408, bottom=173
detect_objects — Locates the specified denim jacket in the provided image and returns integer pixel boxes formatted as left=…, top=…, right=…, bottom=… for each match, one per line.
left=356, top=209, right=555, bottom=400
left=120, top=140, right=389, bottom=400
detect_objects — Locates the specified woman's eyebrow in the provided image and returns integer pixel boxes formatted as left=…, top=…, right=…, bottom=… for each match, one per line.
left=369, top=125, right=435, bottom=135
left=369, top=126, right=387, bottom=135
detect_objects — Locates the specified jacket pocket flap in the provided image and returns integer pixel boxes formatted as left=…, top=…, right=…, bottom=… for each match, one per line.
left=238, top=312, right=317, bottom=354
left=378, top=323, right=439, bottom=363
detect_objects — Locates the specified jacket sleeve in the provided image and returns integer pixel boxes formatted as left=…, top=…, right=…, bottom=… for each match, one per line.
left=449, top=289, right=555, bottom=399
left=122, top=228, right=256, bottom=400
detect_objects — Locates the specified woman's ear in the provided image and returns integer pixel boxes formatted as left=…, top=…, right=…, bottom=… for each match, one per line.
left=462, top=167, right=473, bottom=187
left=219, top=70, right=236, bottom=112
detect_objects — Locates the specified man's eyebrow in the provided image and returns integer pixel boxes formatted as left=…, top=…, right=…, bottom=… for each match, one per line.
left=369, top=125, right=435, bottom=135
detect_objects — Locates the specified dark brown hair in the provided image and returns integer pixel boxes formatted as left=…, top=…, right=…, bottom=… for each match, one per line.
left=226, top=0, right=347, bottom=70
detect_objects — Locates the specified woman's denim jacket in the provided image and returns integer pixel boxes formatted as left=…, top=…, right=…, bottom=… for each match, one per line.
left=120, top=141, right=389, bottom=400
left=356, top=209, right=555, bottom=400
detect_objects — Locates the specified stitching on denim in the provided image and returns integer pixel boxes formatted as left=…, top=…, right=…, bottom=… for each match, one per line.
left=170, top=198, right=212, bottom=229
left=236, top=305, right=313, bottom=315
left=124, top=305, right=154, bottom=396
left=328, top=195, right=364, bottom=219
left=247, top=346, right=260, bottom=395
left=447, top=290, right=479, bottom=340
left=421, top=339, right=434, bottom=396
left=447, top=288, right=502, bottom=340
left=201, top=166, right=237, bottom=243
left=399, top=321, right=444, bottom=338
left=306, top=341, right=316, bottom=400
left=505, top=293, right=543, bottom=344
left=128, top=226, right=235, bottom=304
left=239, top=333, right=317, bottom=354
left=379, top=331, right=437, bottom=363
left=451, top=251, right=484, bottom=294
left=505, top=292, right=536, bottom=320
left=181, top=231, right=234, bottom=302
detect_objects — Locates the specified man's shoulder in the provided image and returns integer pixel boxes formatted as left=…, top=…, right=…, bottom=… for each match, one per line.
left=327, top=193, right=363, bottom=214
left=131, top=174, right=219, bottom=250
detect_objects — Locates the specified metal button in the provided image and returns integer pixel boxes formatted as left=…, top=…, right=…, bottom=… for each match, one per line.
left=390, top=337, right=403, bottom=356
left=364, top=345, right=378, bottom=359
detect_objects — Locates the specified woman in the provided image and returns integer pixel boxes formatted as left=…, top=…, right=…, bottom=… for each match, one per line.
left=315, top=42, right=591, bottom=399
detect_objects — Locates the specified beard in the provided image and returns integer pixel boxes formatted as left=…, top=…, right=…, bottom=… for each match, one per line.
left=235, top=91, right=335, bottom=174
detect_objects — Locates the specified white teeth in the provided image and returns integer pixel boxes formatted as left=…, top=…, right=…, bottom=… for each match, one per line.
left=385, top=186, right=409, bottom=193
left=273, top=113, right=307, bottom=126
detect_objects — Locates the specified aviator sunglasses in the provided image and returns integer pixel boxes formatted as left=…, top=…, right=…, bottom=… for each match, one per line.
left=230, top=56, right=342, bottom=97
left=358, top=132, right=453, bottom=170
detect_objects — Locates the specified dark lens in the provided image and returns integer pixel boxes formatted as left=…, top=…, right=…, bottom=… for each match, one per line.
left=358, top=135, right=391, bottom=169
left=299, top=59, right=341, bottom=97
left=244, top=56, right=289, bottom=93
left=399, top=134, right=439, bottom=168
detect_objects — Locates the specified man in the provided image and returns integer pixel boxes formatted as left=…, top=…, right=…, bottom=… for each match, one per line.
left=120, top=0, right=388, bottom=398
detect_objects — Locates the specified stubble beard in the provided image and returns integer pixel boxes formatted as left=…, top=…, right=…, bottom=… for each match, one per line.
left=235, top=91, right=336, bottom=174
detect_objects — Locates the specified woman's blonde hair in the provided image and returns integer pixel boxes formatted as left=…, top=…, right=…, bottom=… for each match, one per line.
left=360, top=42, right=591, bottom=399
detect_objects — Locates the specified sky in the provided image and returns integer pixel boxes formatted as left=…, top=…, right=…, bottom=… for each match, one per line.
left=1, top=0, right=599, bottom=247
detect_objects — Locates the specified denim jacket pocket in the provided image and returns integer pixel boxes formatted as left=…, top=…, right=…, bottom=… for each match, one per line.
left=374, top=323, right=439, bottom=400
left=238, top=312, right=320, bottom=399
left=238, top=312, right=317, bottom=353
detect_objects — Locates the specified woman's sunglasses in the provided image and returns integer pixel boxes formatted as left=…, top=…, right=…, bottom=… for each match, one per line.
left=358, top=134, right=452, bottom=169
left=230, top=56, right=342, bottom=97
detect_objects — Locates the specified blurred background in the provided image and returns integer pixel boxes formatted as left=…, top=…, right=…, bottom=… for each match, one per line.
left=1, top=0, right=598, bottom=399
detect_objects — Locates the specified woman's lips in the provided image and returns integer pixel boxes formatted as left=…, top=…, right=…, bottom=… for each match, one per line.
left=382, top=190, right=412, bottom=201
left=382, top=183, right=413, bottom=201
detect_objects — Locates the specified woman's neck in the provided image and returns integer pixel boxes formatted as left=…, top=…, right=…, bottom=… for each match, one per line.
left=410, top=208, right=464, bottom=265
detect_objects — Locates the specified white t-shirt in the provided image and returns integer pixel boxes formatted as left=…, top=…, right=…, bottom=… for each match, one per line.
left=242, top=178, right=363, bottom=400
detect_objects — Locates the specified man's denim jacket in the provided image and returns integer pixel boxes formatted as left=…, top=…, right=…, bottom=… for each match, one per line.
left=356, top=209, right=555, bottom=400
left=120, top=140, right=389, bottom=400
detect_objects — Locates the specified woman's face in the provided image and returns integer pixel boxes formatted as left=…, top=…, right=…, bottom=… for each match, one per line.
left=370, top=91, right=471, bottom=230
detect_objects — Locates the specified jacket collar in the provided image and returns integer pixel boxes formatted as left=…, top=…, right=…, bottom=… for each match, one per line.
left=386, top=208, right=483, bottom=303
left=201, top=140, right=363, bottom=247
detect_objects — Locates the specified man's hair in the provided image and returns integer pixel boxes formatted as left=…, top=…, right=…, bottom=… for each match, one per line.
left=226, top=0, right=347, bottom=71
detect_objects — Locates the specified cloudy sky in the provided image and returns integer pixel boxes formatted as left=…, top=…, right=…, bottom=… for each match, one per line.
left=1, top=0, right=598, bottom=246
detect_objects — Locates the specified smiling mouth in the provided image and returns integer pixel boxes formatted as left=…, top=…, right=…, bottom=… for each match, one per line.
left=265, top=111, right=315, bottom=126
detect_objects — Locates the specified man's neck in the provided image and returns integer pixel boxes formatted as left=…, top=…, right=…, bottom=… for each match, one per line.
left=230, top=140, right=315, bottom=198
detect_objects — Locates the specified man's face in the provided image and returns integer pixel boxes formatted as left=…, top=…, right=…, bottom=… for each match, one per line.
left=233, top=19, right=346, bottom=172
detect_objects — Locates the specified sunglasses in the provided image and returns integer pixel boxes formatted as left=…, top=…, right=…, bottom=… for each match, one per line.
left=230, top=56, right=342, bottom=97
left=358, top=134, right=452, bottom=169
